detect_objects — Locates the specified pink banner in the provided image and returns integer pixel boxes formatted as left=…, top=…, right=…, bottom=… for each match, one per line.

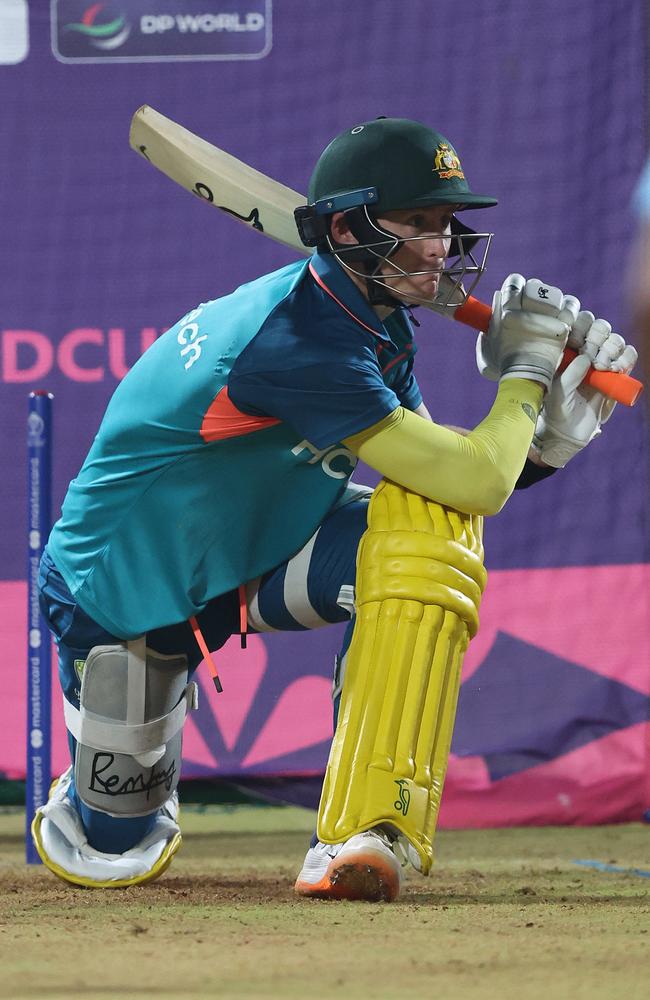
left=4, top=563, right=649, bottom=826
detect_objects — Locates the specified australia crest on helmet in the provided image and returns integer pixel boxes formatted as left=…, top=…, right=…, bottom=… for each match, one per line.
left=433, top=142, right=465, bottom=181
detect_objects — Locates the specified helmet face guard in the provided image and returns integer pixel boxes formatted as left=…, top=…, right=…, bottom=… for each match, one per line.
left=326, top=206, right=493, bottom=309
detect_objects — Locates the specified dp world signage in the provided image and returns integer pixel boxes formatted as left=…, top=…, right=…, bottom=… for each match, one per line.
left=51, top=0, right=272, bottom=62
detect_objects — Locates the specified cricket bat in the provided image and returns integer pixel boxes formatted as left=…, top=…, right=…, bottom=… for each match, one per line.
left=129, top=106, right=641, bottom=406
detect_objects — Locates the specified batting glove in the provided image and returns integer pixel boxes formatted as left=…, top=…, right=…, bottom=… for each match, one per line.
left=476, top=274, right=580, bottom=390
left=533, top=312, right=638, bottom=467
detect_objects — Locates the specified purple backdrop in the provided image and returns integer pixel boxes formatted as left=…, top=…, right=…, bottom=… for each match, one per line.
left=1, top=1, right=649, bottom=823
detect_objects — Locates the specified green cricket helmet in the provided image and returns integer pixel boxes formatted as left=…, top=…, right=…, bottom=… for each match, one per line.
left=294, top=117, right=496, bottom=308
left=308, top=117, right=497, bottom=215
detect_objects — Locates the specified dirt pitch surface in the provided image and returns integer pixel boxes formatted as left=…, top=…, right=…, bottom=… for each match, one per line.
left=1, top=806, right=649, bottom=1000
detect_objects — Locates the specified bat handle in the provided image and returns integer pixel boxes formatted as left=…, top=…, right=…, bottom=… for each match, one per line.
left=453, top=296, right=643, bottom=407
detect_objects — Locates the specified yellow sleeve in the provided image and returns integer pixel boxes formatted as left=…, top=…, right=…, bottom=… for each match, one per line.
left=343, top=380, right=544, bottom=516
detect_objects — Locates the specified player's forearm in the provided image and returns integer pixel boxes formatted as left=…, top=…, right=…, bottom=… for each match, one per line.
left=415, top=390, right=551, bottom=477
left=344, top=380, right=544, bottom=515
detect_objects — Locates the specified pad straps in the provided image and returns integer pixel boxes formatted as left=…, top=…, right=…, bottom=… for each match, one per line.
left=63, top=686, right=198, bottom=756
left=64, top=637, right=198, bottom=757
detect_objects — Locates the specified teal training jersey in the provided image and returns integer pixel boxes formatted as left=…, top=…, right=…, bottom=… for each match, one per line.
left=48, top=254, right=422, bottom=637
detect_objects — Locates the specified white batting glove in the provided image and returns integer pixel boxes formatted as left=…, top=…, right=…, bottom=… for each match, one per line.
left=533, top=311, right=638, bottom=468
left=476, top=274, right=579, bottom=389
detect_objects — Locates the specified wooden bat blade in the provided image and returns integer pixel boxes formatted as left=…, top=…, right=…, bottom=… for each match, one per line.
left=129, top=105, right=308, bottom=253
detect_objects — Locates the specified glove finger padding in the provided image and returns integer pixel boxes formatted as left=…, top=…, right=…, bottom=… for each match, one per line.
left=567, top=310, right=595, bottom=350
left=500, top=273, right=526, bottom=310
left=533, top=308, right=636, bottom=466
left=612, top=343, right=639, bottom=374
left=584, top=318, right=612, bottom=363
left=567, top=312, right=638, bottom=375
left=494, top=276, right=570, bottom=389
left=520, top=278, right=565, bottom=316
left=592, top=332, right=625, bottom=370
left=557, top=294, right=581, bottom=328
left=583, top=336, right=637, bottom=423
left=478, top=275, right=573, bottom=389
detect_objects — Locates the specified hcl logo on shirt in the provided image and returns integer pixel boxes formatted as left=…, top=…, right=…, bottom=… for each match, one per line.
left=177, top=306, right=208, bottom=370
left=291, top=440, right=356, bottom=480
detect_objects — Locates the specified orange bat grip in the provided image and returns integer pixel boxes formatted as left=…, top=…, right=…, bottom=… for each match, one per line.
left=453, top=296, right=643, bottom=407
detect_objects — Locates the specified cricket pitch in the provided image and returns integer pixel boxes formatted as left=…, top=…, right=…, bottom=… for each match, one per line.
left=1, top=805, right=648, bottom=999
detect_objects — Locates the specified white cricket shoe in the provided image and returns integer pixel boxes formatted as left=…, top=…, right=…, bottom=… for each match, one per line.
left=294, top=828, right=403, bottom=902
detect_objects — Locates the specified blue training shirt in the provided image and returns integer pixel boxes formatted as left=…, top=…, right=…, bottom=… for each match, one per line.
left=48, top=253, right=422, bottom=637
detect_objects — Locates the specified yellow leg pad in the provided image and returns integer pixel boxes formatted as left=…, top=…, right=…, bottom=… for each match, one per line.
left=317, top=481, right=486, bottom=875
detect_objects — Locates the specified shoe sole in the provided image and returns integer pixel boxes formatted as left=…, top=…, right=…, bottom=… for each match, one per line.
left=294, top=852, right=401, bottom=903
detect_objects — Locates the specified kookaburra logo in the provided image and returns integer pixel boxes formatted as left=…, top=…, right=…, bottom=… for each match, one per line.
left=394, top=778, right=411, bottom=815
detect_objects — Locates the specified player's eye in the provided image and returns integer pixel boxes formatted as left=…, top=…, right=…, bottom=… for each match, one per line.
left=405, top=212, right=453, bottom=234
left=406, top=213, right=426, bottom=230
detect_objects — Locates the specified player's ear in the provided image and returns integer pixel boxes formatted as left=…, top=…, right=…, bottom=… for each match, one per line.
left=330, top=211, right=358, bottom=245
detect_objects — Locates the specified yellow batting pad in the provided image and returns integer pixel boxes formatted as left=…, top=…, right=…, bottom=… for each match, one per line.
left=317, top=480, right=486, bottom=875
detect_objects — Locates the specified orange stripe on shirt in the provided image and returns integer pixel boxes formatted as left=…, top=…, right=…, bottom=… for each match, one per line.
left=381, top=344, right=413, bottom=375
left=200, top=386, right=281, bottom=442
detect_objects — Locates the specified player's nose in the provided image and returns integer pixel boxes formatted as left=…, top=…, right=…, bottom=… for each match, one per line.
left=420, top=233, right=449, bottom=259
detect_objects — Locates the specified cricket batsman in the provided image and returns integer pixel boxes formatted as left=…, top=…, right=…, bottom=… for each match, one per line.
left=33, top=118, right=636, bottom=900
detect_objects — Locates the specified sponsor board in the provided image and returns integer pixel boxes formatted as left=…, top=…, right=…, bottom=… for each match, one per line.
left=51, top=0, right=272, bottom=63
left=1, top=327, right=159, bottom=383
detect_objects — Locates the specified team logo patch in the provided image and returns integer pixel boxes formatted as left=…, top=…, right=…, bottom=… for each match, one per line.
left=433, top=142, right=465, bottom=181
left=393, top=778, right=411, bottom=815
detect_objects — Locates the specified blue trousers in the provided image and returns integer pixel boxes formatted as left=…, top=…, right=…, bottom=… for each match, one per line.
left=38, top=493, right=368, bottom=852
